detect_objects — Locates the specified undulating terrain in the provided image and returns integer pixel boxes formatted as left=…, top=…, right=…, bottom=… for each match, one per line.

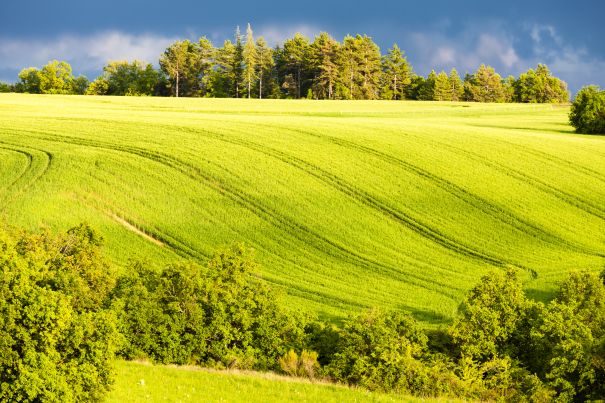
left=1, top=94, right=604, bottom=324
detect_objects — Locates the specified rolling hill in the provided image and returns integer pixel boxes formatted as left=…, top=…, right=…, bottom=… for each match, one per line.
left=1, top=94, right=603, bottom=324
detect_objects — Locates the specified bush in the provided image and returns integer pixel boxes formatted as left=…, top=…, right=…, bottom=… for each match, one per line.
left=450, top=268, right=530, bottom=362
left=114, top=244, right=309, bottom=370
left=569, top=86, right=605, bottom=134
left=327, top=309, right=431, bottom=393
left=278, top=349, right=320, bottom=378
left=0, top=224, right=119, bottom=402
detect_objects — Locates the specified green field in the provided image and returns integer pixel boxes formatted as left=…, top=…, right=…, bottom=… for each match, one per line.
left=107, top=360, right=423, bottom=402
left=1, top=94, right=604, bottom=324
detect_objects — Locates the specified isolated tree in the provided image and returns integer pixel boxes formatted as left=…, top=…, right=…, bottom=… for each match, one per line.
left=569, top=86, right=605, bottom=134
left=448, top=68, right=464, bottom=101
left=381, top=44, right=412, bottom=100
left=310, top=32, right=340, bottom=99
left=243, top=24, right=258, bottom=98
left=255, top=37, right=274, bottom=99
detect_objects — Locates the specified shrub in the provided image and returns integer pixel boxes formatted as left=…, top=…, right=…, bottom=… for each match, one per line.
left=0, top=225, right=119, bottom=402
left=450, top=267, right=530, bottom=362
left=569, top=86, right=605, bottom=134
left=278, top=349, right=320, bottom=378
left=114, top=244, right=309, bottom=370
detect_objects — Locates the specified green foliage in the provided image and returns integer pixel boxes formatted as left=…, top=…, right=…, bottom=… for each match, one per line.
left=514, top=64, right=569, bottom=103
left=114, top=245, right=309, bottom=370
left=278, top=349, right=320, bottom=378
left=243, top=24, right=258, bottom=99
left=17, top=60, right=86, bottom=95
left=17, top=66, right=42, bottom=93
left=463, top=64, right=507, bottom=102
left=380, top=44, right=412, bottom=100
left=310, top=32, right=340, bottom=100
left=0, top=81, right=13, bottom=93
left=327, top=310, right=433, bottom=393
left=569, top=85, right=605, bottom=134
left=448, top=69, right=464, bottom=101
left=450, top=268, right=529, bottom=361
left=433, top=71, right=452, bottom=101
left=0, top=224, right=119, bottom=402
left=159, top=40, right=200, bottom=97
left=93, top=60, right=160, bottom=96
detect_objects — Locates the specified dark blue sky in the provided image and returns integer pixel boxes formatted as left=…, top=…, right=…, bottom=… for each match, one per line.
left=1, top=0, right=603, bottom=93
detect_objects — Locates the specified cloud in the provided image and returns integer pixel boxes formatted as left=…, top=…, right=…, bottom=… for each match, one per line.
left=0, top=31, right=176, bottom=78
left=410, top=24, right=522, bottom=76
left=255, top=24, right=322, bottom=46
left=405, top=22, right=604, bottom=93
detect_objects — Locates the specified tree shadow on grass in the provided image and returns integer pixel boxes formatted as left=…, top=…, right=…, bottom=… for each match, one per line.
left=398, top=304, right=453, bottom=326
left=525, top=288, right=557, bottom=304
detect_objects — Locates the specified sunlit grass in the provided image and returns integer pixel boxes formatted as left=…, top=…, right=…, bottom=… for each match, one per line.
left=1, top=94, right=603, bottom=324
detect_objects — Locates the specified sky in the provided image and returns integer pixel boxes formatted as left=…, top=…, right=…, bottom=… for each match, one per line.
left=0, top=0, right=603, bottom=94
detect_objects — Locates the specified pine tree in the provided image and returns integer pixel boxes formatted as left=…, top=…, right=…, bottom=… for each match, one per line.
left=356, top=35, right=382, bottom=99
left=448, top=68, right=464, bottom=101
left=310, top=32, right=340, bottom=99
left=282, top=33, right=311, bottom=98
left=233, top=27, right=244, bottom=98
left=196, top=37, right=215, bottom=96
left=464, top=64, right=506, bottom=102
left=418, top=70, right=437, bottom=100
left=210, top=40, right=236, bottom=97
left=433, top=71, right=452, bottom=101
left=243, top=24, right=258, bottom=98
left=339, top=35, right=359, bottom=99
left=381, top=44, right=412, bottom=100
left=255, top=37, right=274, bottom=99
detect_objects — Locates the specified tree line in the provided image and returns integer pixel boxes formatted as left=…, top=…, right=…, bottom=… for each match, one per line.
left=1, top=224, right=604, bottom=402
left=1, top=25, right=570, bottom=103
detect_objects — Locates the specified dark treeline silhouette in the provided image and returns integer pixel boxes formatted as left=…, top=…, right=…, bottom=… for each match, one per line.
left=1, top=24, right=571, bottom=103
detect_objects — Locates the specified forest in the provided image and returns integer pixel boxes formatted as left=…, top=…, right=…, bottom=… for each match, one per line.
left=0, top=25, right=570, bottom=103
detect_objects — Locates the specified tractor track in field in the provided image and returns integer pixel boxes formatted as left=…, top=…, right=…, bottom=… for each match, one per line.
left=0, top=141, right=52, bottom=210
left=207, top=120, right=593, bottom=259
left=175, top=124, right=513, bottom=269
left=250, top=122, right=605, bottom=258
left=423, top=138, right=605, bottom=222
left=15, top=129, right=462, bottom=298
left=488, top=138, right=605, bottom=185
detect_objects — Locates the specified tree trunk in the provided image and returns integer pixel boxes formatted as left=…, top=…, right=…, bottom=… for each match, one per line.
left=176, top=70, right=179, bottom=98
left=259, top=72, right=263, bottom=99
left=297, top=66, right=301, bottom=98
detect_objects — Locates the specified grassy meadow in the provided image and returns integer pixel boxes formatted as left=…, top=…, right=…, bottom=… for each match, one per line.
left=107, top=360, right=426, bottom=403
left=1, top=93, right=604, bottom=324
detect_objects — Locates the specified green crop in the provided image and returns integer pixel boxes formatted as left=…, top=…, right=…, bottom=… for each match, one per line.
left=1, top=94, right=603, bottom=324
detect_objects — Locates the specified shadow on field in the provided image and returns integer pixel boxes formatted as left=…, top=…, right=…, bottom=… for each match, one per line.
left=468, top=123, right=575, bottom=135
left=400, top=305, right=452, bottom=326
left=525, top=288, right=557, bottom=304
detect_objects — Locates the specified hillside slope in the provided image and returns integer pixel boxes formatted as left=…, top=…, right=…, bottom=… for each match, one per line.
left=1, top=94, right=603, bottom=323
